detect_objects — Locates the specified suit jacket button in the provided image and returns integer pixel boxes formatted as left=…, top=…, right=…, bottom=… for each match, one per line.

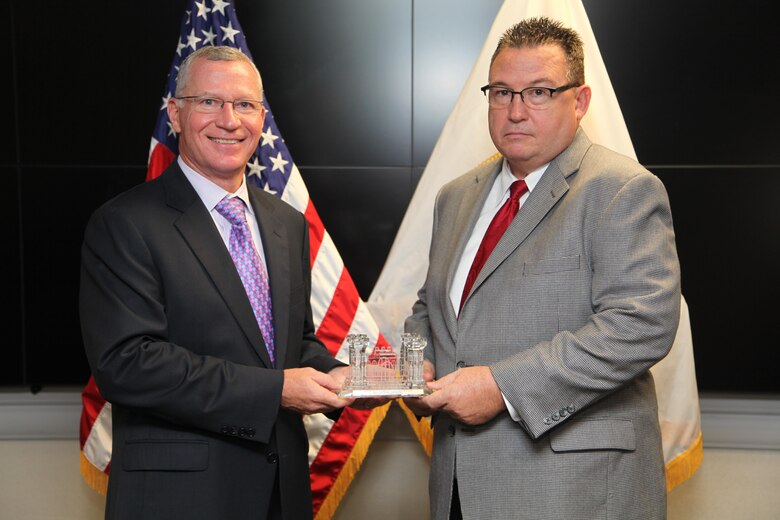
left=567, top=404, right=576, bottom=413
left=267, top=452, right=279, bottom=464
left=551, top=412, right=560, bottom=421
left=447, top=425, right=456, bottom=437
left=220, top=426, right=230, bottom=434
left=543, top=417, right=552, bottom=425
left=456, top=361, right=465, bottom=369
left=559, top=408, right=568, bottom=417
left=247, top=428, right=256, bottom=438
left=238, top=427, right=247, bottom=437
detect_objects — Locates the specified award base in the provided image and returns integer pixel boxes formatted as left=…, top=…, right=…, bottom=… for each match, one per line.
left=338, top=332, right=430, bottom=399
left=338, top=385, right=431, bottom=399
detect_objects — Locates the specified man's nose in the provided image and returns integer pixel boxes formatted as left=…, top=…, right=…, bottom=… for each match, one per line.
left=507, top=94, right=529, bottom=120
left=215, top=102, right=241, bottom=128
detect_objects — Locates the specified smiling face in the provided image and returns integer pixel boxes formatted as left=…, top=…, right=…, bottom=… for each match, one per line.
left=167, top=57, right=265, bottom=192
left=487, top=44, right=590, bottom=178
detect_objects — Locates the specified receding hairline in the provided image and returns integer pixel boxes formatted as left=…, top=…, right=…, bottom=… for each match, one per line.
left=175, top=46, right=263, bottom=98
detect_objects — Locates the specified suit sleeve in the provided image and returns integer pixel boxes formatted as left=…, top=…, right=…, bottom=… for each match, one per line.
left=491, top=171, right=681, bottom=439
left=80, top=203, right=283, bottom=444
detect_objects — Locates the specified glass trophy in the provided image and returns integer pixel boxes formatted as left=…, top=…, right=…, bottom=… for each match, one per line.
left=338, top=332, right=431, bottom=398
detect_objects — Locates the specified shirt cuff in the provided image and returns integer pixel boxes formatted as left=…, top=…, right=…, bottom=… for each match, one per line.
left=501, top=392, right=522, bottom=422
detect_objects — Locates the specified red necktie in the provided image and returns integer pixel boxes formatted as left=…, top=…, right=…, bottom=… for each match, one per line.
left=459, top=179, right=528, bottom=316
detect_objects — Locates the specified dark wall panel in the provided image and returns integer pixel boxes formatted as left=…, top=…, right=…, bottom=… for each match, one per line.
left=2, top=1, right=16, bottom=165
left=242, top=0, right=412, bottom=168
left=0, top=166, right=23, bottom=384
left=21, top=166, right=143, bottom=385
left=301, top=167, right=414, bottom=300
left=14, top=1, right=184, bottom=166
left=412, top=0, right=503, bottom=166
left=583, top=0, right=780, bottom=166
left=655, top=167, right=780, bottom=393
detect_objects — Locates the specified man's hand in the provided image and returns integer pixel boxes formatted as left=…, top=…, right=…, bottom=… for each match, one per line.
left=327, top=365, right=350, bottom=388
left=281, top=367, right=353, bottom=414
left=423, top=366, right=505, bottom=425
left=401, top=359, right=437, bottom=417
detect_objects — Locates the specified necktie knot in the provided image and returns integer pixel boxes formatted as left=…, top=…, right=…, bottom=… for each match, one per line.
left=215, top=197, right=247, bottom=227
left=509, top=179, right=528, bottom=202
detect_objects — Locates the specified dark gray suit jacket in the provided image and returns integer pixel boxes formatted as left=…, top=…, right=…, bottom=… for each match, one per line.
left=80, top=162, right=342, bottom=519
left=406, top=129, right=680, bottom=519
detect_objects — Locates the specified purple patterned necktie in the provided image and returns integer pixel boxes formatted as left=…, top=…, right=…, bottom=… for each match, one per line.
left=215, top=196, right=275, bottom=365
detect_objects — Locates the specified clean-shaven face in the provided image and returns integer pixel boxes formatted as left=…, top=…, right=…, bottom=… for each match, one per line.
left=168, top=58, right=265, bottom=190
left=487, top=44, right=589, bottom=178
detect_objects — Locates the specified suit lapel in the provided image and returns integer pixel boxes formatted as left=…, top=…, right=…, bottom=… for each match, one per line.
left=443, top=160, right=501, bottom=336
left=249, top=188, right=290, bottom=369
left=163, top=165, right=274, bottom=368
left=464, top=129, right=593, bottom=306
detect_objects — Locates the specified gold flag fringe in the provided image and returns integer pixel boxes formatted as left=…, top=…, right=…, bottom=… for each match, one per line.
left=397, top=399, right=433, bottom=457
left=314, top=401, right=393, bottom=520
left=665, top=431, right=703, bottom=492
left=80, top=451, right=108, bottom=496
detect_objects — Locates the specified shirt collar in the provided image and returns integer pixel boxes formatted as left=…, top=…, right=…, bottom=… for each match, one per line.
left=178, top=157, right=254, bottom=216
left=499, top=159, right=548, bottom=195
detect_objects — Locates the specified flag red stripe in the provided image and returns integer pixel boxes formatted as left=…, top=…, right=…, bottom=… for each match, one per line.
left=79, top=376, right=105, bottom=449
left=309, top=407, right=372, bottom=515
left=304, top=200, right=325, bottom=267
left=146, top=142, right=175, bottom=181
left=315, top=269, right=360, bottom=356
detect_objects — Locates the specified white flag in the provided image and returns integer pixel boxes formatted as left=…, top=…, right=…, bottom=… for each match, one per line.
left=368, top=0, right=701, bottom=491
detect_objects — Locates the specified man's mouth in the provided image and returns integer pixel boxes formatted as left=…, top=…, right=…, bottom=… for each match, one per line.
left=209, top=137, right=242, bottom=144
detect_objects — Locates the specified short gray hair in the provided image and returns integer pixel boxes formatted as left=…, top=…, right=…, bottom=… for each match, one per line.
left=491, top=17, right=585, bottom=85
left=175, top=46, right=263, bottom=98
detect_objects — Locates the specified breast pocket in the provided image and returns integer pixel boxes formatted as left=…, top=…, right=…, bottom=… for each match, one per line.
left=523, top=254, right=581, bottom=276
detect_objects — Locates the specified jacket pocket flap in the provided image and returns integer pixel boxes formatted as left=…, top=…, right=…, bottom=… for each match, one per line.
left=550, top=419, right=635, bottom=452
left=123, top=440, right=209, bottom=471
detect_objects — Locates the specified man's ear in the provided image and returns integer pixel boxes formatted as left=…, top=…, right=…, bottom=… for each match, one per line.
left=167, top=98, right=182, bottom=134
left=574, top=85, right=591, bottom=122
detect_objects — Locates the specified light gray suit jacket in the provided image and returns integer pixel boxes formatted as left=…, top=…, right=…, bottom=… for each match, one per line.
left=405, top=129, right=680, bottom=520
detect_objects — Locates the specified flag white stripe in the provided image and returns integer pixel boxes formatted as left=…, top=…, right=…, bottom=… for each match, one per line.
left=83, top=403, right=113, bottom=472
left=279, top=164, right=310, bottom=212
left=309, top=233, right=344, bottom=327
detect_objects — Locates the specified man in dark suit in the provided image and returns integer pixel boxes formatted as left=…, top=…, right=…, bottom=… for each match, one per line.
left=404, top=17, right=680, bottom=519
left=80, top=46, right=353, bottom=519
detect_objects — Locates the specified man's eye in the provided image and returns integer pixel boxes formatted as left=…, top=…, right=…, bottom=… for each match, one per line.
left=494, top=89, right=512, bottom=98
left=526, top=88, right=547, bottom=98
left=235, top=101, right=254, bottom=110
left=199, top=97, right=219, bottom=106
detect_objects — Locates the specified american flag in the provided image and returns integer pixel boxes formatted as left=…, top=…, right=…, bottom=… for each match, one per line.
left=79, top=1, right=392, bottom=518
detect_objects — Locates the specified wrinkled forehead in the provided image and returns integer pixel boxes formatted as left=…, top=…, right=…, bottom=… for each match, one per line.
left=188, top=57, right=263, bottom=97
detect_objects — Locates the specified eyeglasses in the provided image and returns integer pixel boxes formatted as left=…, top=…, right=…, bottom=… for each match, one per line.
left=177, top=95, right=266, bottom=116
left=479, top=84, right=580, bottom=109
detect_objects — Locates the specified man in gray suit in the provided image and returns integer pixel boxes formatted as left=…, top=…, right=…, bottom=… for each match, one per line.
left=404, top=17, right=680, bottom=520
